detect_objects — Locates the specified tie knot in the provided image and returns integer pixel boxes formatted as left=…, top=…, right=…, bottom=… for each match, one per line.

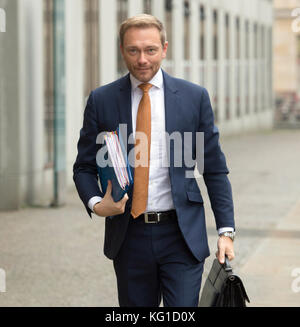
left=139, top=83, right=152, bottom=93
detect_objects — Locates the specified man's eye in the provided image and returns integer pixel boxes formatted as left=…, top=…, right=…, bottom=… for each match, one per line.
left=147, top=49, right=156, bottom=54
left=129, top=49, right=137, bottom=54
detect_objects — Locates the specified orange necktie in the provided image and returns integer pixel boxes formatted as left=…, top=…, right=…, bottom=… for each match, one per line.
left=131, top=83, right=153, bottom=218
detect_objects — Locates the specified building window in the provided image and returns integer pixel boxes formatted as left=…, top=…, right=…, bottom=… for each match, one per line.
left=165, top=0, right=173, bottom=60
left=84, top=0, right=100, bottom=97
left=254, top=23, right=258, bottom=113
left=117, top=0, right=128, bottom=77
left=245, top=20, right=250, bottom=115
left=236, top=18, right=240, bottom=60
left=43, top=0, right=54, bottom=167
left=268, top=27, right=273, bottom=108
left=200, top=5, right=205, bottom=60
left=213, top=10, right=218, bottom=61
left=261, top=25, right=265, bottom=110
left=213, top=10, right=218, bottom=122
left=184, top=0, right=190, bottom=61
left=144, top=0, right=152, bottom=14
left=225, top=13, right=229, bottom=60
left=236, top=17, right=240, bottom=117
left=225, top=13, right=230, bottom=120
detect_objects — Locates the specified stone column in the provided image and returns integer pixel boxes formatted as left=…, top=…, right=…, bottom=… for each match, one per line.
left=256, top=23, right=262, bottom=113
left=128, top=0, right=144, bottom=17
left=239, top=14, right=246, bottom=118
left=248, top=20, right=255, bottom=115
left=151, top=0, right=165, bottom=24
left=263, top=25, right=269, bottom=111
left=204, top=1, right=213, bottom=95
left=65, top=0, right=84, bottom=187
left=190, top=0, right=200, bottom=85
left=229, top=12, right=236, bottom=121
left=99, top=0, right=118, bottom=85
left=0, top=0, right=21, bottom=209
left=0, top=6, right=5, bottom=32
left=217, top=7, right=226, bottom=123
left=172, top=0, right=184, bottom=78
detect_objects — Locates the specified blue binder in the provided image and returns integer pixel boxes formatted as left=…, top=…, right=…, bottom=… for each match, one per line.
left=97, top=128, right=133, bottom=202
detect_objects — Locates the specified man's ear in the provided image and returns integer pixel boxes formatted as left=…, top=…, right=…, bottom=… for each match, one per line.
left=162, top=41, right=168, bottom=59
left=120, top=44, right=125, bottom=57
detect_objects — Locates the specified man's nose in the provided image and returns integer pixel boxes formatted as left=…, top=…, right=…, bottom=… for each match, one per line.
left=138, top=51, right=147, bottom=64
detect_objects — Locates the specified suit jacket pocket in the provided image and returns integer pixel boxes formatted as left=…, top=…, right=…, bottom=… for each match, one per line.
left=186, top=191, right=204, bottom=203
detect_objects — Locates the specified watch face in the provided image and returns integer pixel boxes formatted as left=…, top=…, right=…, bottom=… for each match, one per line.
left=224, top=232, right=234, bottom=240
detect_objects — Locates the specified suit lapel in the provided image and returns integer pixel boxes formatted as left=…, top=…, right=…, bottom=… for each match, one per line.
left=162, top=70, right=180, bottom=135
left=117, top=73, right=133, bottom=151
left=117, top=74, right=135, bottom=180
left=162, top=70, right=181, bottom=169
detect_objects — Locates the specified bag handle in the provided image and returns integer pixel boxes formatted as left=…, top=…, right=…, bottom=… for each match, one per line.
left=224, top=255, right=233, bottom=273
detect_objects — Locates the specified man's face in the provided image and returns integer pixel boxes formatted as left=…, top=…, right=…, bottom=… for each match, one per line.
left=120, top=27, right=168, bottom=82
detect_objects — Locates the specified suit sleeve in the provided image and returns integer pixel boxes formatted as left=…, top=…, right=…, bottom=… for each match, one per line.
left=198, top=88, right=235, bottom=230
left=73, top=91, right=104, bottom=218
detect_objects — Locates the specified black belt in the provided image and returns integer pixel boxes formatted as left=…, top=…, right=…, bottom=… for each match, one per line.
left=135, top=210, right=177, bottom=224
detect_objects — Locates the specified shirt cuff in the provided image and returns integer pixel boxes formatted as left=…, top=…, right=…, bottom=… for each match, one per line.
left=218, top=227, right=234, bottom=235
left=88, top=196, right=103, bottom=213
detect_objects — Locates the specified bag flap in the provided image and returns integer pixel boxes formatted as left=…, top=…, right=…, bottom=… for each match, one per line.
left=229, top=275, right=250, bottom=303
left=223, top=274, right=250, bottom=304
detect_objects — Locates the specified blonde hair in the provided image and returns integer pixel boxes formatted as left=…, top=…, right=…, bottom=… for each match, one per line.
left=119, top=14, right=166, bottom=47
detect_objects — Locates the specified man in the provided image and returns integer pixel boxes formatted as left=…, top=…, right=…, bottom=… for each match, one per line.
left=73, top=14, right=235, bottom=307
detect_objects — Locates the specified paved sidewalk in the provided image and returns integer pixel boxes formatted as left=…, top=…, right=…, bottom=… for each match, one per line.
left=0, top=129, right=300, bottom=306
left=238, top=197, right=300, bottom=306
left=199, top=128, right=300, bottom=306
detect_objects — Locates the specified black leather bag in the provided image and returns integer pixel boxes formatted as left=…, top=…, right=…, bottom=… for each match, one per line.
left=199, top=257, right=250, bottom=307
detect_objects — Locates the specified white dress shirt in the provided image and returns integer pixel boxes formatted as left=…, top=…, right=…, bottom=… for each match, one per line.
left=88, top=69, right=233, bottom=235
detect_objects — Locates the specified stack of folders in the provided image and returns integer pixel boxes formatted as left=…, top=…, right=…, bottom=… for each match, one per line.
left=97, top=129, right=133, bottom=202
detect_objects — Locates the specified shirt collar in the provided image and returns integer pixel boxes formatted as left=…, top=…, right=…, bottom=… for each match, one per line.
left=130, top=68, right=163, bottom=91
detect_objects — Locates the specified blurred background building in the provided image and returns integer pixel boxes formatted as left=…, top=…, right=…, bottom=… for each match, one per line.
left=0, top=0, right=273, bottom=210
left=274, top=0, right=300, bottom=127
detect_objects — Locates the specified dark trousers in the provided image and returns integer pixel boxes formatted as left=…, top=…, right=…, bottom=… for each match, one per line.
left=113, top=215, right=204, bottom=307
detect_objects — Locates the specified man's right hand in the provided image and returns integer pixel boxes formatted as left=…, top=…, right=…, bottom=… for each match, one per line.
left=93, top=180, right=129, bottom=217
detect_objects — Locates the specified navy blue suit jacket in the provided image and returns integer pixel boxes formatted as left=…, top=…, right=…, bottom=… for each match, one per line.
left=73, top=70, right=235, bottom=262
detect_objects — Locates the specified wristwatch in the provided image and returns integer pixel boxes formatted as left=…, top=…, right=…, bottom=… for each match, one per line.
left=220, top=231, right=235, bottom=242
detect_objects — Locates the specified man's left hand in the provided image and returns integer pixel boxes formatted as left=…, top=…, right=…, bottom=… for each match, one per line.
left=216, top=235, right=235, bottom=264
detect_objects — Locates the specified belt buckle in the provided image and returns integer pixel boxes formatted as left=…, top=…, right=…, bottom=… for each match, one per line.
left=144, top=212, right=161, bottom=223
